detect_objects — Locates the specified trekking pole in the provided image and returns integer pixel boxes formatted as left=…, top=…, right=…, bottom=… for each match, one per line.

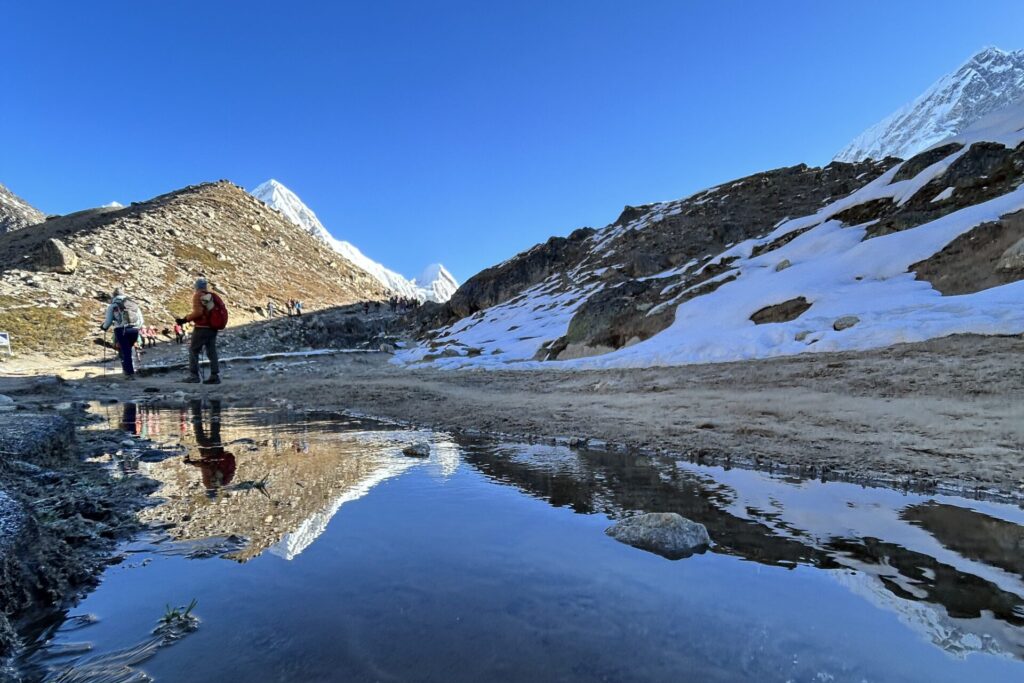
left=198, top=347, right=206, bottom=383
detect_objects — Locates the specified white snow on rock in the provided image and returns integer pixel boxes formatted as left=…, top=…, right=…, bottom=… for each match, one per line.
left=835, top=46, right=1024, bottom=162
left=397, top=100, right=1024, bottom=370
left=101, top=201, right=124, bottom=208
left=251, top=179, right=458, bottom=302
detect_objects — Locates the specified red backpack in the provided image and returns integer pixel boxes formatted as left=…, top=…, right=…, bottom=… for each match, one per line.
left=207, top=292, right=229, bottom=330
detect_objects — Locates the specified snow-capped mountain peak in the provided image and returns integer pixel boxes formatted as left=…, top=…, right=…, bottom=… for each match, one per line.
left=413, top=263, right=459, bottom=303
left=835, top=46, right=1024, bottom=162
left=250, top=179, right=458, bottom=302
left=251, top=179, right=332, bottom=242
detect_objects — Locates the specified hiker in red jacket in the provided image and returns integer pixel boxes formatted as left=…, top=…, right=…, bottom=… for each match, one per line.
left=175, top=278, right=227, bottom=385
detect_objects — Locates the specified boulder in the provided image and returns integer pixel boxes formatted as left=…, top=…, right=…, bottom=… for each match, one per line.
left=774, top=258, right=792, bottom=272
left=833, top=315, right=860, bottom=331
left=402, top=443, right=430, bottom=458
left=34, top=238, right=79, bottom=274
left=605, top=512, right=711, bottom=559
left=750, top=296, right=811, bottom=325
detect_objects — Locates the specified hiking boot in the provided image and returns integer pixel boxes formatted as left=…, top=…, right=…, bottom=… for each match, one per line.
left=181, top=376, right=202, bottom=384
left=203, top=375, right=221, bottom=385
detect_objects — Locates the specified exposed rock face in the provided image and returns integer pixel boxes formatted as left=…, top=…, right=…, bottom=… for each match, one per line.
left=444, top=227, right=597, bottom=321
left=605, top=512, right=711, bottom=560
left=750, top=297, right=811, bottom=325
left=0, top=182, right=45, bottom=234
left=34, top=238, right=79, bottom=274
left=0, top=181, right=389, bottom=356
left=817, top=141, right=1024, bottom=240
left=912, top=211, right=1024, bottom=294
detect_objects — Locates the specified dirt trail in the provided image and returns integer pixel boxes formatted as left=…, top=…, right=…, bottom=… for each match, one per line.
left=7, top=333, right=1023, bottom=498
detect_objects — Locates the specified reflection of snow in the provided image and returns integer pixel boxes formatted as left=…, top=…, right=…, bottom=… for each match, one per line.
left=832, top=567, right=1022, bottom=658
left=269, top=457, right=417, bottom=560
left=430, top=438, right=461, bottom=480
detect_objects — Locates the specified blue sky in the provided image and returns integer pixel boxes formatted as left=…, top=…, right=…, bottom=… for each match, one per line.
left=2, top=1, right=1021, bottom=283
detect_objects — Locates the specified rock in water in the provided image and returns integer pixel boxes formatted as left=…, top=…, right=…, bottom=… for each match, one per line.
left=605, top=512, right=711, bottom=559
left=402, top=443, right=430, bottom=458
left=34, top=238, right=79, bottom=274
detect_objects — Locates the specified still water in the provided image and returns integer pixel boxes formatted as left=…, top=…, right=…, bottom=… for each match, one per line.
left=17, top=401, right=1024, bottom=682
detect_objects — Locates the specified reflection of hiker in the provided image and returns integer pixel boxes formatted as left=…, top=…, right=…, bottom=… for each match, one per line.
left=100, top=287, right=144, bottom=380
left=176, top=278, right=228, bottom=385
left=120, top=402, right=139, bottom=435
left=184, top=399, right=236, bottom=498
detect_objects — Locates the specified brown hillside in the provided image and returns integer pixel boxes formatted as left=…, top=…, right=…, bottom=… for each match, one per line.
left=0, top=180, right=387, bottom=358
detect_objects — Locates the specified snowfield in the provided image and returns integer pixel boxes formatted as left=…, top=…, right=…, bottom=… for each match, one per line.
left=397, top=101, right=1024, bottom=370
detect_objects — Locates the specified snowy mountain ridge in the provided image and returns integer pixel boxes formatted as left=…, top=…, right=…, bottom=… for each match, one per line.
left=401, top=99, right=1024, bottom=370
left=835, top=46, right=1024, bottom=162
left=251, top=179, right=457, bottom=302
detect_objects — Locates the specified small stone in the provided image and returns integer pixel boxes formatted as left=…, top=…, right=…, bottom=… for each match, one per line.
left=774, top=258, right=792, bottom=272
left=605, top=512, right=711, bottom=560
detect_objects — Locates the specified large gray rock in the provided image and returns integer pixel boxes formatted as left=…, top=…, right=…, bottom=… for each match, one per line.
left=605, top=512, right=711, bottom=559
left=34, top=238, right=79, bottom=274
left=833, top=315, right=860, bottom=332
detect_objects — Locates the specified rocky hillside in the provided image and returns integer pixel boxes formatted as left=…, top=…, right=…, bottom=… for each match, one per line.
left=836, top=46, right=1024, bottom=162
left=0, top=182, right=45, bottom=234
left=0, top=181, right=388, bottom=358
left=403, top=101, right=1024, bottom=369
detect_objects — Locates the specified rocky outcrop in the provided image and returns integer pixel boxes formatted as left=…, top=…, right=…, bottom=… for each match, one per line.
left=34, top=238, right=79, bottom=274
left=605, top=512, right=711, bottom=559
left=842, top=141, right=1024, bottom=239
left=912, top=211, right=1024, bottom=294
left=750, top=297, right=812, bottom=325
left=444, top=227, right=597, bottom=322
left=0, top=182, right=45, bottom=234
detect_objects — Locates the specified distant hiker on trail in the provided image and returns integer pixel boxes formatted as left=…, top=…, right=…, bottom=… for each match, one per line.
left=173, top=322, right=185, bottom=344
left=286, top=299, right=295, bottom=316
left=295, top=300, right=303, bottom=316
left=100, top=287, right=144, bottom=380
left=267, top=300, right=276, bottom=318
left=175, top=277, right=228, bottom=385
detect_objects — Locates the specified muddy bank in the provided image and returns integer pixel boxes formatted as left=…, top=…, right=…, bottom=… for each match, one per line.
left=0, top=404, right=159, bottom=660
left=9, top=332, right=1023, bottom=499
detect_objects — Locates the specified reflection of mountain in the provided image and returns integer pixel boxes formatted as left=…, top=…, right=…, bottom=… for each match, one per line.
left=270, top=457, right=415, bottom=560
left=457, top=439, right=1024, bottom=660
left=136, top=409, right=426, bottom=562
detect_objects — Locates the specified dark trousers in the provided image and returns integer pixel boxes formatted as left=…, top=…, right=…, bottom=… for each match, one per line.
left=114, top=326, right=139, bottom=375
left=189, top=327, right=220, bottom=378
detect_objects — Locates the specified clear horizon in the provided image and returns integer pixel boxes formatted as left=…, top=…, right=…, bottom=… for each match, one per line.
left=2, top=0, right=1022, bottom=283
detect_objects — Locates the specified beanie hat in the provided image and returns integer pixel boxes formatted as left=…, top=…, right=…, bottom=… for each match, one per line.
left=195, top=278, right=208, bottom=290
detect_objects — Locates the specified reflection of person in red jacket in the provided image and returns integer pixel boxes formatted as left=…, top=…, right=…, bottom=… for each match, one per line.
left=184, top=399, right=235, bottom=498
